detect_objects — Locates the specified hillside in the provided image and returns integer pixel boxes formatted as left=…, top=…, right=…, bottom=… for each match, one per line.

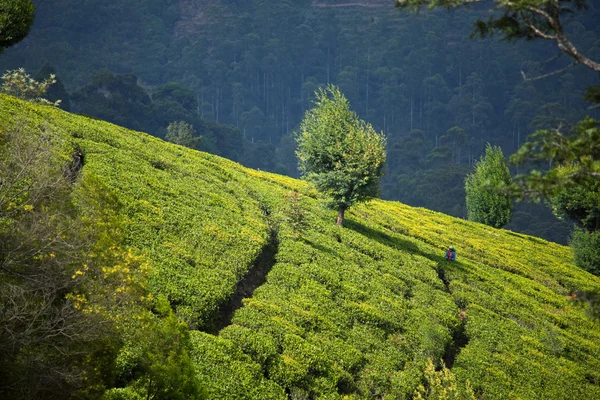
left=1, top=94, right=600, bottom=399
left=4, top=0, right=600, bottom=243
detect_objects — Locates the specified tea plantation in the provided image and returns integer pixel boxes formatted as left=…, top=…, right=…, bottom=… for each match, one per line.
left=2, top=94, right=600, bottom=399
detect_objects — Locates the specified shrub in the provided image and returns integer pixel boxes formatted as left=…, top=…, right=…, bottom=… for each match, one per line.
left=280, top=191, right=309, bottom=238
left=165, top=121, right=196, bottom=148
left=570, top=228, right=600, bottom=276
left=413, top=359, right=476, bottom=400
left=1, top=68, right=61, bottom=106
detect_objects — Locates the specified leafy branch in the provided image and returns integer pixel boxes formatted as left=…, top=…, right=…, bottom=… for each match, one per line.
left=396, top=0, right=600, bottom=73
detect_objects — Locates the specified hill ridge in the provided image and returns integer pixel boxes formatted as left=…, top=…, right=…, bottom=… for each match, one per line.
left=1, top=94, right=599, bottom=399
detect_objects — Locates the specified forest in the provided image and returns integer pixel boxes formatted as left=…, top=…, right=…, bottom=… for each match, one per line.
left=3, top=0, right=600, bottom=242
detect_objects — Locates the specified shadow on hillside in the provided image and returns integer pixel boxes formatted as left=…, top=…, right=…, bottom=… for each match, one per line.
left=301, top=237, right=338, bottom=257
left=206, top=229, right=279, bottom=334
left=345, top=219, right=440, bottom=263
left=345, top=218, right=471, bottom=273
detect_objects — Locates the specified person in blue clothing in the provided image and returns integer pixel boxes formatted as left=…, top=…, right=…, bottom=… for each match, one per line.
left=445, top=246, right=456, bottom=261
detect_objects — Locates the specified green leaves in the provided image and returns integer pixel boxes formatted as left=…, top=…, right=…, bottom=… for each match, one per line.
left=165, top=120, right=197, bottom=149
left=508, top=118, right=600, bottom=201
left=296, top=85, right=386, bottom=225
left=465, top=144, right=513, bottom=228
left=0, top=0, right=35, bottom=53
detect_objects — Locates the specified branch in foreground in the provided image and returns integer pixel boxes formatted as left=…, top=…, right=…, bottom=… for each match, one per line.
left=520, top=61, right=577, bottom=82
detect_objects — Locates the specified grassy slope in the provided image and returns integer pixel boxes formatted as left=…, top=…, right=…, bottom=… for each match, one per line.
left=2, top=94, right=599, bottom=399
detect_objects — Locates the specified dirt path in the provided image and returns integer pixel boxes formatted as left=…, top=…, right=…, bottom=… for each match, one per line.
left=437, top=262, right=470, bottom=369
left=208, top=230, right=279, bottom=334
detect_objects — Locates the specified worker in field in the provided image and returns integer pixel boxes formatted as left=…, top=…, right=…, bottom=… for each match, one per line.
left=445, top=246, right=456, bottom=261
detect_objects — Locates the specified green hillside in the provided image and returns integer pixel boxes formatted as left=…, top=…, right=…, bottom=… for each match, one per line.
left=2, top=94, right=600, bottom=399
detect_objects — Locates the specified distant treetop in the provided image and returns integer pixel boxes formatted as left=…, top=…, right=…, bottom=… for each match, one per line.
left=0, top=0, right=35, bottom=53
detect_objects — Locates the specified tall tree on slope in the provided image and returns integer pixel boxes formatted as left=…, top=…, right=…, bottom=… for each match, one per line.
left=465, top=144, right=513, bottom=228
left=296, top=85, right=387, bottom=226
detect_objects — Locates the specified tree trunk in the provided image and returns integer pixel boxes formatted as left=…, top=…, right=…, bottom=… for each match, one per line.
left=337, top=206, right=346, bottom=226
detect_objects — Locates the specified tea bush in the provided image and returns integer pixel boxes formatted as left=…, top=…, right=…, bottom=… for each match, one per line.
left=2, top=94, right=600, bottom=399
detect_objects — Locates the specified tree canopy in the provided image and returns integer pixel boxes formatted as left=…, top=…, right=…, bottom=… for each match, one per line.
left=0, top=0, right=35, bottom=53
left=296, top=85, right=386, bottom=226
left=465, top=144, right=514, bottom=228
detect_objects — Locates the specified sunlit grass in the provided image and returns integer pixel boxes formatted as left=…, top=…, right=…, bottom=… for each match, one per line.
left=2, top=94, right=599, bottom=399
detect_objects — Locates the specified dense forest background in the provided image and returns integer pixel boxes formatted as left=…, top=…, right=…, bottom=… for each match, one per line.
left=3, top=0, right=600, bottom=243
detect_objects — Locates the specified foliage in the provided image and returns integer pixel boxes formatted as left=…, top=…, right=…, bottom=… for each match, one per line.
left=570, top=229, right=600, bottom=276
left=165, top=121, right=196, bottom=148
left=585, top=86, right=600, bottom=105
left=0, top=121, right=111, bottom=398
left=413, top=359, right=475, bottom=400
left=35, top=60, right=71, bottom=110
left=509, top=117, right=600, bottom=201
left=2, top=94, right=600, bottom=399
left=107, top=300, right=205, bottom=400
left=1, top=67, right=60, bottom=105
left=296, top=85, right=386, bottom=226
left=549, top=164, right=600, bottom=232
left=465, top=144, right=513, bottom=228
left=0, top=120, right=145, bottom=398
left=0, top=0, right=34, bottom=53
left=279, top=191, right=308, bottom=239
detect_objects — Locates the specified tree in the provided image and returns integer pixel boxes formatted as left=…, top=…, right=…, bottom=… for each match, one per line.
left=0, top=119, right=204, bottom=399
left=296, top=85, right=386, bottom=226
left=509, top=118, right=600, bottom=200
left=35, top=61, right=71, bottom=110
left=0, top=0, right=35, bottom=53
left=548, top=161, right=600, bottom=276
left=570, top=229, right=600, bottom=276
left=1, top=68, right=60, bottom=106
left=549, top=163, right=600, bottom=233
left=0, top=122, right=129, bottom=398
left=465, top=144, right=513, bottom=228
left=395, top=0, right=600, bottom=74
left=165, top=121, right=196, bottom=148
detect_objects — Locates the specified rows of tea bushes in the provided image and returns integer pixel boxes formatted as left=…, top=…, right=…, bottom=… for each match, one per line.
left=349, top=201, right=600, bottom=398
left=213, top=171, right=600, bottom=399
left=2, top=94, right=599, bottom=399
left=0, top=94, right=271, bottom=330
